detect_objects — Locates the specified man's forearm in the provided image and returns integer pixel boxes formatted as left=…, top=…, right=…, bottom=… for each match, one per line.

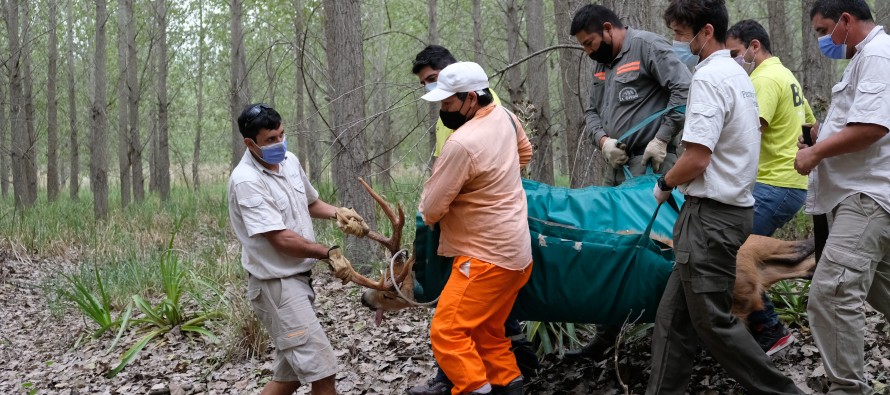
left=664, top=144, right=710, bottom=187
left=264, top=229, right=330, bottom=260
left=812, top=123, right=888, bottom=160
left=308, top=199, right=337, bottom=220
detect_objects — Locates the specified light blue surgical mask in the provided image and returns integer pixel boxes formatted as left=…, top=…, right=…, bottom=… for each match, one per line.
left=673, top=32, right=702, bottom=71
left=424, top=81, right=438, bottom=93
left=818, top=20, right=848, bottom=60
left=258, top=137, right=287, bottom=164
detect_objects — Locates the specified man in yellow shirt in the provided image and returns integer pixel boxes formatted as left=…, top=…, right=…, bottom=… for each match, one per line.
left=727, top=19, right=817, bottom=357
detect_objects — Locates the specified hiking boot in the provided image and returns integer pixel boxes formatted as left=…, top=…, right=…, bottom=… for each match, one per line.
left=563, top=327, right=620, bottom=362
left=755, top=323, right=796, bottom=356
left=492, top=377, right=523, bottom=395
left=406, top=376, right=452, bottom=395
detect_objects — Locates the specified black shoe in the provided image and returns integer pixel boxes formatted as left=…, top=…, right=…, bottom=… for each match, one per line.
left=492, top=377, right=523, bottom=395
left=406, top=376, right=452, bottom=395
left=563, top=327, right=620, bottom=362
left=754, top=323, right=796, bottom=356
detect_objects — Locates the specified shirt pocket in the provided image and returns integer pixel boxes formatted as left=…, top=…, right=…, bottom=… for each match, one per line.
left=830, top=80, right=850, bottom=100
left=855, top=81, right=887, bottom=113
left=615, top=70, right=642, bottom=104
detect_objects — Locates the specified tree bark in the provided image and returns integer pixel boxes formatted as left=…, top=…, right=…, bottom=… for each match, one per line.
left=5, top=0, right=31, bottom=208
left=193, top=0, right=205, bottom=189
left=472, top=0, right=485, bottom=69
left=370, top=5, right=393, bottom=190
left=127, top=0, right=142, bottom=201
left=306, top=83, right=322, bottom=182
left=0, top=66, right=7, bottom=199
left=155, top=0, right=170, bottom=200
left=525, top=0, right=554, bottom=184
left=876, top=0, right=890, bottom=27
left=323, top=0, right=378, bottom=271
left=117, top=0, right=131, bottom=206
left=767, top=0, right=792, bottom=66
left=554, top=0, right=600, bottom=187
left=91, top=0, right=110, bottom=218
left=800, top=0, right=833, bottom=118
left=47, top=0, right=60, bottom=201
left=21, top=0, right=37, bottom=205
left=66, top=0, right=79, bottom=198
left=504, top=0, right=525, bottom=106
left=426, top=0, right=438, bottom=170
left=230, top=0, right=250, bottom=168
left=293, top=0, right=306, bottom=177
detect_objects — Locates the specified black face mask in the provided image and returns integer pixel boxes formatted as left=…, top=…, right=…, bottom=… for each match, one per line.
left=588, top=31, right=615, bottom=64
left=439, top=97, right=469, bottom=130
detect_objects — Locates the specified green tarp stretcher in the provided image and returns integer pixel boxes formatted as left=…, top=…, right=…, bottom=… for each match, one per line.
left=412, top=173, right=685, bottom=325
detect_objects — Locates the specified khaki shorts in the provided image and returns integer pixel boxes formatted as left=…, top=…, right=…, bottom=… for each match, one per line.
left=247, top=274, right=338, bottom=383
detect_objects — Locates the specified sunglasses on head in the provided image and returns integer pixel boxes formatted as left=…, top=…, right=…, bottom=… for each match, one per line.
left=244, top=103, right=272, bottom=124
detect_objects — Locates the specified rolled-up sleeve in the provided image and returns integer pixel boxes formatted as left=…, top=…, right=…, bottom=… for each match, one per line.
left=419, top=143, right=473, bottom=225
left=847, top=55, right=890, bottom=130
left=682, top=80, right=726, bottom=151
left=648, top=39, right=691, bottom=142
left=233, top=180, right=286, bottom=237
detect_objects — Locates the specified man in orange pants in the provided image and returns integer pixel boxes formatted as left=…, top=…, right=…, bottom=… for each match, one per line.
left=419, top=61, right=533, bottom=395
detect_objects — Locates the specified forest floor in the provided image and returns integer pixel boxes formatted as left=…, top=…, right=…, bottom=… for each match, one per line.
left=2, top=248, right=889, bottom=395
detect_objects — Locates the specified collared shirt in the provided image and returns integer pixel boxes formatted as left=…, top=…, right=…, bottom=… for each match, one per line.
left=228, top=150, right=320, bottom=279
left=807, top=26, right=890, bottom=215
left=584, top=28, right=691, bottom=154
left=679, top=49, right=761, bottom=207
left=750, top=57, right=817, bottom=190
left=434, top=91, right=502, bottom=157
left=420, top=104, right=533, bottom=270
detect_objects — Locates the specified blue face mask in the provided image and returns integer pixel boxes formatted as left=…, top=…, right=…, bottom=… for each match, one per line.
left=258, top=137, right=287, bottom=165
left=673, top=32, right=701, bottom=71
left=424, top=81, right=438, bottom=93
left=818, top=20, right=848, bottom=60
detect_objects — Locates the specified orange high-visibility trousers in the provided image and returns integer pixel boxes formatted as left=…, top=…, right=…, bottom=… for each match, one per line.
left=430, top=255, right=533, bottom=395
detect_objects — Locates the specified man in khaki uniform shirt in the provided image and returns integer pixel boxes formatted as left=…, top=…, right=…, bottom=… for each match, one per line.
left=228, top=103, right=368, bottom=395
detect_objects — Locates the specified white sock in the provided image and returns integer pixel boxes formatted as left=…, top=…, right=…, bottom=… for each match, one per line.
left=472, top=383, right=492, bottom=393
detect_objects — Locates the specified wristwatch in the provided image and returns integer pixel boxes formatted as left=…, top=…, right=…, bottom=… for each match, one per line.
left=657, top=176, right=673, bottom=192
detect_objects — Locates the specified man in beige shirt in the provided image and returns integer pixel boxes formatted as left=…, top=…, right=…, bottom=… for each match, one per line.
left=419, top=62, right=532, bottom=395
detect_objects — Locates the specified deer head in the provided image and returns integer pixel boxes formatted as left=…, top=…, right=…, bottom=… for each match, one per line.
left=338, top=179, right=418, bottom=325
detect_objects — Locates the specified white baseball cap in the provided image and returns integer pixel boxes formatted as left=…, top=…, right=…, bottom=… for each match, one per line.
left=420, top=61, right=490, bottom=102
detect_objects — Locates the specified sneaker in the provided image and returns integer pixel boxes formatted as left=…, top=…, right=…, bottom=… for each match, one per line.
left=406, top=376, right=452, bottom=395
left=755, top=324, right=796, bottom=356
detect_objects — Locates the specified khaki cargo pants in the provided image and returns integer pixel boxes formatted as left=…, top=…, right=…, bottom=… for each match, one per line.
left=247, top=274, right=338, bottom=383
left=808, top=193, right=890, bottom=395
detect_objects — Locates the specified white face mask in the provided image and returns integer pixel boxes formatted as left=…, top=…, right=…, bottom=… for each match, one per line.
left=733, top=47, right=755, bottom=75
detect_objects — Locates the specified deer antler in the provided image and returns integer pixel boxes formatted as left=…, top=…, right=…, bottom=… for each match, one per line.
left=358, top=178, right=404, bottom=255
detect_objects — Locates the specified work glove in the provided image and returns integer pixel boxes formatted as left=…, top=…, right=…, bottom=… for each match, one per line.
left=335, top=207, right=369, bottom=238
left=653, top=176, right=672, bottom=204
left=324, top=246, right=352, bottom=284
left=641, top=138, right=668, bottom=172
left=601, top=138, right=629, bottom=169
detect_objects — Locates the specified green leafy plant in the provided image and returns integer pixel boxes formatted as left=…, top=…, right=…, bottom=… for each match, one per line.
left=107, top=221, right=223, bottom=378
left=769, top=279, right=811, bottom=328
left=524, top=321, right=588, bottom=357
left=59, top=265, right=133, bottom=342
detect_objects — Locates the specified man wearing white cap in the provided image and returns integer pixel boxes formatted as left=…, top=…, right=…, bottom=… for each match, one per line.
left=418, top=61, right=533, bottom=395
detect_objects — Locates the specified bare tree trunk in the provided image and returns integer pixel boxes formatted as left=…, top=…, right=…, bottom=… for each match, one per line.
left=306, top=83, right=322, bottom=182
left=230, top=0, right=249, bottom=168
left=426, top=0, right=438, bottom=170
left=47, top=0, right=60, bottom=201
left=767, top=0, right=792, bottom=65
left=876, top=0, right=890, bottom=26
left=66, top=0, right=79, bottom=198
left=554, top=0, right=600, bottom=187
left=293, top=0, right=306, bottom=174
left=4, top=0, right=28, bottom=207
left=602, top=0, right=650, bottom=30
left=117, top=0, right=131, bottom=206
left=800, top=0, right=833, bottom=118
left=91, top=0, right=110, bottom=218
left=472, top=0, right=484, bottom=69
left=192, top=0, right=205, bottom=189
left=21, top=0, right=37, bottom=205
left=504, top=0, right=525, bottom=105
left=0, top=69, right=7, bottom=199
left=149, top=98, right=158, bottom=193
left=155, top=0, right=170, bottom=200
left=525, top=0, right=554, bottom=184
left=127, top=0, right=142, bottom=201
left=323, top=0, right=378, bottom=271
left=370, top=5, right=393, bottom=190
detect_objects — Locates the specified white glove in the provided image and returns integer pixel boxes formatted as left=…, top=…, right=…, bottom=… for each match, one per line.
left=653, top=184, right=672, bottom=204
left=601, top=138, right=629, bottom=169
left=641, top=138, right=668, bottom=172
